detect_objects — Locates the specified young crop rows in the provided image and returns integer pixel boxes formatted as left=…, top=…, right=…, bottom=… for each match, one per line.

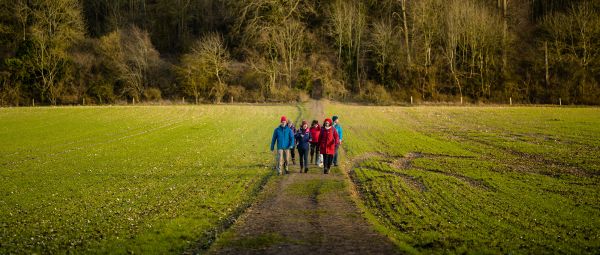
left=1, top=104, right=599, bottom=254
left=0, top=105, right=297, bottom=254
left=330, top=104, right=600, bottom=254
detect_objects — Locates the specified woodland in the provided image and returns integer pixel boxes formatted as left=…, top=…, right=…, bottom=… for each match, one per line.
left=0, top=0, right=598, bottom=105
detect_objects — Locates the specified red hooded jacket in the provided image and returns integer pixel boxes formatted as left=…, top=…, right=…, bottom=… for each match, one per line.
left=309, top=124, right=321, bottom=144
left=319, top=125, right=339, bottom=155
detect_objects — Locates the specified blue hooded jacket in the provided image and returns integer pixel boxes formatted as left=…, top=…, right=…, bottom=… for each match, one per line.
left=271, top=125, right=295, bottom=150
left=334, top=123, right=343, bottom=141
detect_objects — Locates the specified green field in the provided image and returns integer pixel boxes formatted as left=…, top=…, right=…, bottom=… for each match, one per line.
left=0, top=105, right=299, bottom=254
left=328, top=104, right=600, bottom=254
left=1, top=104, right=599, bottom=254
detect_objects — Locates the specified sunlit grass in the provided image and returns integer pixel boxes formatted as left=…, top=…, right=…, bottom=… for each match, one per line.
left=0, top=105, right=297, bottom=254
left=328, top=104, right=600, bottom=254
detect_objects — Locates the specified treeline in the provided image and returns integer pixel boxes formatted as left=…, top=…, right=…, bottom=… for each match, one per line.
left=1, top=0, right=599, bottom=106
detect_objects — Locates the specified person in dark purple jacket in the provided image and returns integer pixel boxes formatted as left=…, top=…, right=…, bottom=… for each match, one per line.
left=295, top=120, right=311, bottom=173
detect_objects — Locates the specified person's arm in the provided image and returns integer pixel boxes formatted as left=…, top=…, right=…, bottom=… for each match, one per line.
left=289, top=129, right=295, bottom=149
left=338, top=126, right=343, bottom=142
left=270, top=129, right=277, bottom=151
left=318, top=131, right=324, bottom=147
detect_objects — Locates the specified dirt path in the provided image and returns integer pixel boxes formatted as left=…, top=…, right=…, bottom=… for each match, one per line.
left=205, top=100, right=401, bottom=255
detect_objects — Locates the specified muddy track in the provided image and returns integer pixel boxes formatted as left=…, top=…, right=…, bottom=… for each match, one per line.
left=203, top=100, right=401, bottom=255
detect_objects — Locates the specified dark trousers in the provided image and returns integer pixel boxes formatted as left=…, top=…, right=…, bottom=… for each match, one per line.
left=323, top=154, right=334, bottom=173
left=333, top=144, right=339, bottom=165
left=297, top=147, right=309, bottom=170
left=310, top=143, right=320, bottom=164
left=290, top=146, right=295, bottom=160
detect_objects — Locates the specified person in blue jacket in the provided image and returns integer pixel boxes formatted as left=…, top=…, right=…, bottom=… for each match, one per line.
left=271, top=116, right=295, bottom=175
left=295, top=120, right=311, bottom=173
left=332, top=115, right=343, bottom=166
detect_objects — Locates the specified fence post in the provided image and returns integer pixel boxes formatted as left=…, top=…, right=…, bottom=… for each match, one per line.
left=559, top=98, right=562, bottom=106
left=32, top=98, right=35, bottom=107
left=410, top=96, right=413, bottom=105
left=510, top=97, right=512, bottom=106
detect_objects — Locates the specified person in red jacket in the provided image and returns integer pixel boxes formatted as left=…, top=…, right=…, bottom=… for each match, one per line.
left=318, top=118, right=339, bottom=174
left=309, top=120, right=321, bottom=166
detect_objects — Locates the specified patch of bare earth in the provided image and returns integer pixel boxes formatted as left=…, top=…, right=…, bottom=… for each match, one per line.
left=205, top=100, right=401, bottom=255
left=207, top=172, right=400, bottom=255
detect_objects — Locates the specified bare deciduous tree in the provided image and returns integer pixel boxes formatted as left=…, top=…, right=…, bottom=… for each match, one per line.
left=178, top=49, right=208, bottom=104
left=232, top=0, right=306, bottom=98
left=398, top=0, right=411, bottom=65
left=179, top=33, right=230, bottom=103
left=99, top=26, right=161, bottom=101
left=329, top=0, right=366, bottom=91
left=273, top=19, right=305, bottom=88
left=444, top=0, right=504, bottom=102
left=444, top=0, right=464, bottom=102
left=410, top=0, right=444, bottom=99
left=30, top=0, right=85, bottom=105
left=14, top=0, right=30, bottom=41
left=369, top=18, right=398, bottom=88
left=196, top=33, right=230, bottom=103
left=543, top=1, right=600, bottom=101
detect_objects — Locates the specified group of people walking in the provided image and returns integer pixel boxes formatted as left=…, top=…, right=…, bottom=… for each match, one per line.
left=270, top=115, right=343, bottom=175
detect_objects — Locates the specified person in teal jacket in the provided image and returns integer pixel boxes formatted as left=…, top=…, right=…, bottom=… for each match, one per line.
left=271, top=116, right=295, bottom=175
left=332, top=115, right=343, bottom=166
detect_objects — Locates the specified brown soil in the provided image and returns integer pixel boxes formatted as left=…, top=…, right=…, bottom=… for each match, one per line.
left=205, top=100, right=401, bottom=255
